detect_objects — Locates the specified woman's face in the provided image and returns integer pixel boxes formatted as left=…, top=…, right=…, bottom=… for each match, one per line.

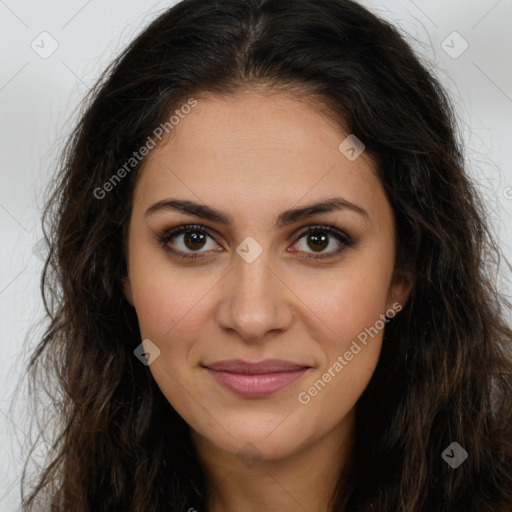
left=123, top=89, right=410, bottom=465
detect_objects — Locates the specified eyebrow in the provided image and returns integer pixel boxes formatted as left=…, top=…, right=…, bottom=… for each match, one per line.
left=144, top=196, right=369, bottom=226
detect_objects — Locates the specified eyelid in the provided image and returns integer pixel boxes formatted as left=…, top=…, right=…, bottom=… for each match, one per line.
left=158, top=223, right=354, bottom=260
left=158, top=224, right=220, bottom=260
left=294, top=224, right=352, bottom=244
left=289, top=224, right=354, bottom=260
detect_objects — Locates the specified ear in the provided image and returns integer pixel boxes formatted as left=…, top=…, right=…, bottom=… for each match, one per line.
left=386, top=267, right=413, bottom=312
left=122, top=276, right=134, bottom=306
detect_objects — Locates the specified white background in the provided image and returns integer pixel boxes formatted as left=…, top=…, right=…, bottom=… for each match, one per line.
left=1, top=1, right=511, bottom=510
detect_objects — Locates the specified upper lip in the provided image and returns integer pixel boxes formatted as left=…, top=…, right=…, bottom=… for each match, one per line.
left=203, top=359, right=310, bottom=374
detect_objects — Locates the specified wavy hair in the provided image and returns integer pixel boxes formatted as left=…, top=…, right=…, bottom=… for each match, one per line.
left=20, top=0, right=512, bottom=510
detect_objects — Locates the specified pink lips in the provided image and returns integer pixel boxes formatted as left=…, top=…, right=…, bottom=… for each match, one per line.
left=203, top=359, right=310, bottom=397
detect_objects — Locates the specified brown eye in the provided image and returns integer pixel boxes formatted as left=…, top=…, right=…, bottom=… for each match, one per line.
left=306, top=231, right=329, bottom=252
left=183, top=231, right=208, bottom=251
left=159, top=224, right=221, bottom=260
left=291, top=225, right=354, bottom=260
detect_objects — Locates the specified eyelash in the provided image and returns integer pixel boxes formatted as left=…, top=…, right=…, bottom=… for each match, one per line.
left=158, top=224, right=354, bottom=261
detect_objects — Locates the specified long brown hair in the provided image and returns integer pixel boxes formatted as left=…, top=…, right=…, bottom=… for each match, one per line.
left=20, top=0, right=512, bottom=510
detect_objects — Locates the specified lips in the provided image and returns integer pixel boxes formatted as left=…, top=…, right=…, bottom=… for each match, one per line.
left=202, top=359, right=311, bottom=397
left=204, top=358, right=309, bottom=374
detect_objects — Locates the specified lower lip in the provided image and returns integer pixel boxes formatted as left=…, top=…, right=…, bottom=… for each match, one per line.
left=205, top=368, right=309, bottom=397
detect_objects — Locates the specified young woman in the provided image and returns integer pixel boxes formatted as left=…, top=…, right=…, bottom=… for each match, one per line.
left=21, top=0, right=512, bottom=510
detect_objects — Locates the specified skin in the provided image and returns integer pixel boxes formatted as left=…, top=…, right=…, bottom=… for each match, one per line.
left=122, top=89, right=411, bottom=512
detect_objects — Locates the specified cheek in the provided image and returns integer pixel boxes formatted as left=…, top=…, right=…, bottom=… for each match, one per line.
left=292, top=254, right=393, bottom=412
left=128, top=242, right=219, bottom=342
left=131, top=271, right=206, bottom=417
left=127, top=248, right=217, bottom=397
left=331, top=273, right=389, bottom=340
left=293, top=254, right=393, bottom=348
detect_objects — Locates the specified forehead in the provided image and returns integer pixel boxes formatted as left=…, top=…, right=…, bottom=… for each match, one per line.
left=132, top=90, right=390, bottom=227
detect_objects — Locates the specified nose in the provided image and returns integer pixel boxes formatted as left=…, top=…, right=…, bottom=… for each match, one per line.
left=215, top=246, right=294, bottom=344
